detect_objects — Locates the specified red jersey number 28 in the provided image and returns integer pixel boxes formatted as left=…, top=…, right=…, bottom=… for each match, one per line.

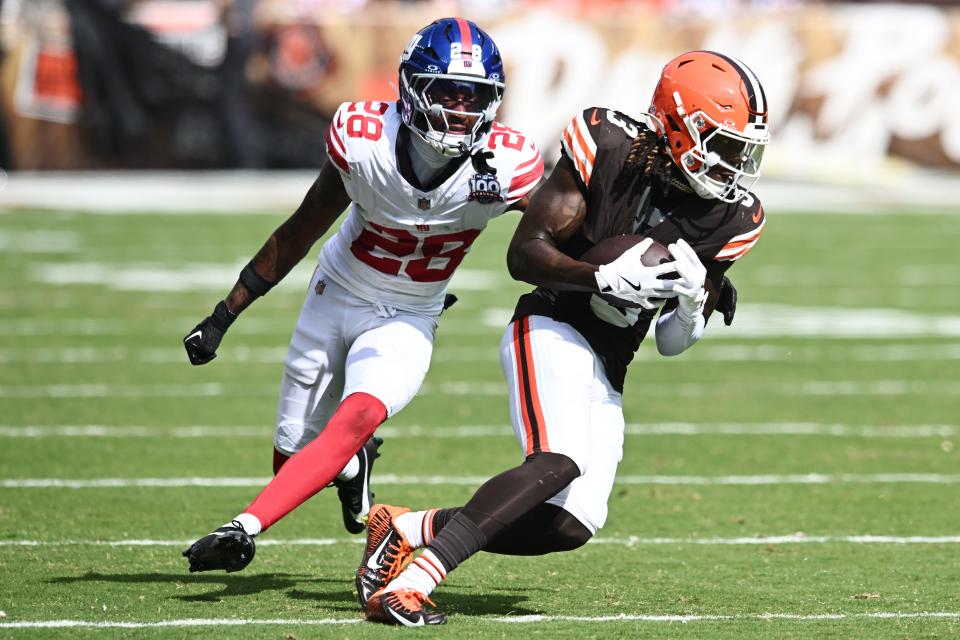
left=350, top=223, right=481, bottom=283
left=487, top=122, right=525, bottom=151
left=344, top=102, right=387, bottom=141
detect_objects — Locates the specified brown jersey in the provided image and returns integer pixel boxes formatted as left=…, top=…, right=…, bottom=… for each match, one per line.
left=513, top=107, right=766, bottom=393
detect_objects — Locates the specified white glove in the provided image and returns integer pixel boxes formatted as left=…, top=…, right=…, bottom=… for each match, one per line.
left=667, top=238, right=708, bottom=318
left=594, top=238, right=680, bottom=310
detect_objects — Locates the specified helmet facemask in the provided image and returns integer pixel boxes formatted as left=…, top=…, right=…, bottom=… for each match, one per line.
left=673, top=92, right=769, bottom=203
left=400, top=70, right=504, bottom=157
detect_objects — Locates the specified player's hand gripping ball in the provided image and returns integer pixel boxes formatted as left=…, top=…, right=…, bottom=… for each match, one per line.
left=586, top=235, right=678, bottom=309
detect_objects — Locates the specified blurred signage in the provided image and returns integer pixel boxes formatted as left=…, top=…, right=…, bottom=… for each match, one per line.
left=126, top=0, right=226, bottom=67
left=13, top=40, right=81, bottom=124
left=5, top=1, right=960, bottom=178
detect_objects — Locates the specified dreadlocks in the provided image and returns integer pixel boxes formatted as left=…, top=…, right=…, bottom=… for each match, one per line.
left=623, top=127, right=674, bottom=192
left=608, top=126, right=675, bottom=235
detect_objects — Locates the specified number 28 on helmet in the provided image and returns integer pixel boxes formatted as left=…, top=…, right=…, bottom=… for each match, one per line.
left=650, top=51, right=770, bottom=203
left=398, top=18, right=505, bottom=157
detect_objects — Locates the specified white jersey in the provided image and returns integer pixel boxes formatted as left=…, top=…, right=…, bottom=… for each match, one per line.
left=319, top=100, right=543, bottom=315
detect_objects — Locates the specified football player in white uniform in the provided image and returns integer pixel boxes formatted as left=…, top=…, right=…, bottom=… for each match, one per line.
left=182, top=18, right=543, bottom=573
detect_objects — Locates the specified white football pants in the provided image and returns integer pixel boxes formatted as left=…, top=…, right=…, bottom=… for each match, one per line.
left=274, top=268, right=437, bottom=455
left=500, top=314, right=625, bottom=534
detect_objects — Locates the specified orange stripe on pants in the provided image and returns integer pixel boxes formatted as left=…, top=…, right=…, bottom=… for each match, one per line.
left=514, top=317, right=550, bottom=455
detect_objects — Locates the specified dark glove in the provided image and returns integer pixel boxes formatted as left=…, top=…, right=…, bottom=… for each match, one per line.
left=440, top=293, right=458, bottom=316
left=716, top=276, right=738, bottom=326
left=183, top=301, right=236, bottom=365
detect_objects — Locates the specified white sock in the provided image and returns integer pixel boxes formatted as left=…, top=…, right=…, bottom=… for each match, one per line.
left=394, top=509, right=440, bottom=549
left=226, top=513, right=262, bottom=537
left=384, top=549, right=447, bottom=597
left=336, top=454, right=360, bottom=482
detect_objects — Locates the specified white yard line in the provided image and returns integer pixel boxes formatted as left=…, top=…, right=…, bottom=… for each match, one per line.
left=2, top=534, right=960, bottom=547
left=3, top=473, right=960, bottom=489
left=482, top=305, right=960, bottom=339
left=0, top=422, right=956, bottom=439
left=4, top=305, right=960, bottom=339
left=0, top=318, right=287, bottom=337
left=0, top=384, right=227, bottom=398
left=27, top=262, right=494, bottom=294
left=0, top=611, right=957, bottom=628
left=3, top=342, right=960, bottom=365
left=2, top=380, right=958, bottom=398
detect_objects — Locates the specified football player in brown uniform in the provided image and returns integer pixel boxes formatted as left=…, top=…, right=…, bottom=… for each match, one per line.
left=360, top=50, right=770, bottom=626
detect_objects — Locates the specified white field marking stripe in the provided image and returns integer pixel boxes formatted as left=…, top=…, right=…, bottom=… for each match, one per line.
left=0, top=346, right=290, bottom=364
left=5, top=380, right=957, bottom=398
left=0, top=425, right=273, bottom=438
left=4, top=534, right=960, bottom=547
left=5, top=343, right=960, bottom=365
left=624, top=422, right=960, bottom=437
left=0, top=346, right=495, bottom=364
left=685, top=343, right=960, bottom=363
left=1, top=423, right=957, bottom=439
left=1, top=612, right=958, bottom=628
left=482, top=305, right=960, bottom=338
left=493, top=612, right=960, bottom=624
left=0, top=230, right=81, bottom=253
left=7, top=305, right=960, bottom=339
left=29, top=263, right=497, bottom=294
left=0, top=382, right=504, bottom=398
left=0, top=317, right=293, bottom=337
left=5, top=473, right=960, bottom=489
left=0, top=384, right=227, bottom=398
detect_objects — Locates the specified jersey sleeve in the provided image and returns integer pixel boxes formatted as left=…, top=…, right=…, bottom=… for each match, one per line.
left=560, top=109, right=599, bottom=190
left=560, top=107, right=639, bottom=194
left=325, top=102, right=352, bottom=176
left=503, top=140, right=544, bottom=205
left=713, top=197, right=765, bottom=262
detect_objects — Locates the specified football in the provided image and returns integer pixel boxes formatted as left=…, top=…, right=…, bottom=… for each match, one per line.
left=581, top=234, right=673, bottom=308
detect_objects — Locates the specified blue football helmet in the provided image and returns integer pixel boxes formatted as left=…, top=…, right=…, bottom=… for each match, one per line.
left=398, top=18, right=505, bottom=157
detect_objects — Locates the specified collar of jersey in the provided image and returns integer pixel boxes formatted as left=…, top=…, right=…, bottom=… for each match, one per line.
left=396, top=126, right=469, bottom=193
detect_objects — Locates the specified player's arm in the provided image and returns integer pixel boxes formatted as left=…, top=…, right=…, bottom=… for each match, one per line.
left=654, top=243, right=741, bottom=355
left=505, top=155, right=601, bottom=291
left=507, top=155, right=677, bottom=309
left=504, top=189, right=535, bottom=213
left=183, top=161, right=350, bottom=365
left=224, top=162, right=349, bottom=314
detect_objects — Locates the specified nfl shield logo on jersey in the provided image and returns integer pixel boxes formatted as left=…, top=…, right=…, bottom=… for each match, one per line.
left=469, top=173, right=503, bottom=204
left=417, top=197, right=431, bottom=210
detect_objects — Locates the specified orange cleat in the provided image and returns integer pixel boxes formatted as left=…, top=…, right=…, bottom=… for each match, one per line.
left=355, top=504, right=415, bottom=608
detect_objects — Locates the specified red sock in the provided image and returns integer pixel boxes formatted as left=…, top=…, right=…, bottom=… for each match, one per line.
left=245, top=392, right=387, bottom=532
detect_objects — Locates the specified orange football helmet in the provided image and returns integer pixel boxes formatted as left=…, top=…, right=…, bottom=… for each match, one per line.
left=649, top=51, right=770, bottom=203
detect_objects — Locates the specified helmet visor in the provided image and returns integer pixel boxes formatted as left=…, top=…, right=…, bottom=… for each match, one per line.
left=415, top=77, right=499, bottom=133
left=423, top=79, right=498, bottom=112
left=703, top=129, right=765, bottom=182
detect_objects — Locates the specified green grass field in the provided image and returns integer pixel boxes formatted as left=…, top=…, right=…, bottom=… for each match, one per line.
left=1, top=206, right=959, bottom=639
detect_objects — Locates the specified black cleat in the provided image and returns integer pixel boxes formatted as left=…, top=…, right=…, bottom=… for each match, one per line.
left=182, top=521, right=256, bottom=573
left=334, top=436, right=382, bottom=534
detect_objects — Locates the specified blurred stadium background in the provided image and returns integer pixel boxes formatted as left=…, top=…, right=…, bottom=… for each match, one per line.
left=1, top=0, right=959, bottom=637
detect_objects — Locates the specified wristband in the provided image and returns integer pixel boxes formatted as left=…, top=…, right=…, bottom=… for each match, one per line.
left=210, top=300, right=237, bottom=332
left=239, top=261, right=275, bottom=297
